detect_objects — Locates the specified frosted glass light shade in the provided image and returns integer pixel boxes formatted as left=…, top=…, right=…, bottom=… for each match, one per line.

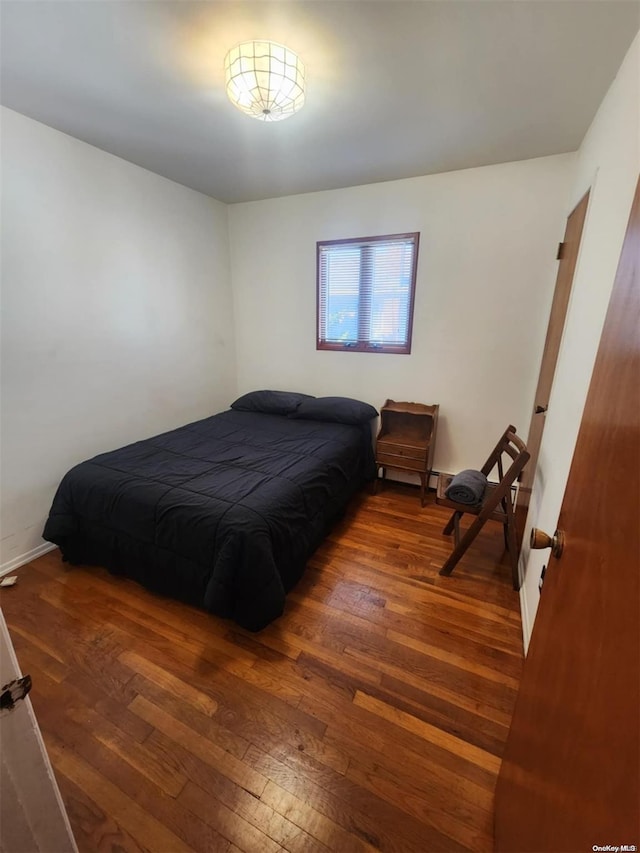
left=224, top=41, right=305, bottom=122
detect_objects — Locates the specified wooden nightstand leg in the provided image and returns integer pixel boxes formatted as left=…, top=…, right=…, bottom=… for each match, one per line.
left=420, top=473, right=426, bottom=507
left=373, top=467, right=385, bottom=495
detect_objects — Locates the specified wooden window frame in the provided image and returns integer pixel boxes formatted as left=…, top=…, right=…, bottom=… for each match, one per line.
left=316, top=232, right=419, bottom=355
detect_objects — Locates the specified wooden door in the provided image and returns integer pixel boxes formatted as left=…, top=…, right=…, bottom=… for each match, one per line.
left=518, top=191, right=590, bottom=513
left=0, top=609, right=77, bottom=853
left=494, top=180, right=640, bottom=851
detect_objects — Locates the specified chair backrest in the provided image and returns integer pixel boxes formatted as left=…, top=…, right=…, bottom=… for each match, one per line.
left=480, top=425, right=530, bottom=502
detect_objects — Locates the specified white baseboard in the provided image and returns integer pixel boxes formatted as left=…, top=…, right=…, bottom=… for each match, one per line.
left=519, top=582, right=531, bottom=656
left=379, top=470, right=440, bottom=490
left=0, top=543, right=57, bottom=577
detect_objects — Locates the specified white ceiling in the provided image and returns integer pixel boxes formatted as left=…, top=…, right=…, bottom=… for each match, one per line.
left=1, top=1, right=638, bottom=203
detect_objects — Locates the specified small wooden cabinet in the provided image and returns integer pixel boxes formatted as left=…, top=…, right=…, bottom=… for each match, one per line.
left=375, top=400, right=439, bottom=506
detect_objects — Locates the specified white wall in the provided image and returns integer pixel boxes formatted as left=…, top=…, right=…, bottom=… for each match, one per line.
left=0, top=108, right=236, bottom=570
left=228, top=154, right=574, bottom=476
left=519, top=33, right=640, bottom=649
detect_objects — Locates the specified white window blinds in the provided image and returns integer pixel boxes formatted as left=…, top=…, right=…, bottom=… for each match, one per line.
left=317, top=233, right=419, bottom=354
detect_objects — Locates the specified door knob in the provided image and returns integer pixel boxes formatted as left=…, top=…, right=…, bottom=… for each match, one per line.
left=535, top=404, right=548, bottom=414
left=530, top=527, right=564, bottom=558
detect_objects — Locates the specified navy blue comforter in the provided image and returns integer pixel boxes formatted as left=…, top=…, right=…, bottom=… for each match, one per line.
left=43, top=410, right=374, bottom=630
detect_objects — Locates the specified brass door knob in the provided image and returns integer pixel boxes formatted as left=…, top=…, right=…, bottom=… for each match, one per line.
left=530, top=527, right=565, bottom=558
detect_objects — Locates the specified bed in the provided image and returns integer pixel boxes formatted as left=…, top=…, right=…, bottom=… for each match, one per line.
left=43, top=392, right=377, bottom=631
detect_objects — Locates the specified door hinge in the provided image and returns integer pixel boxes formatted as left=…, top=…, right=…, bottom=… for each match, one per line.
left=0, top=675, right=32, bottom=715
left=556, top=241, right=566, bottom=260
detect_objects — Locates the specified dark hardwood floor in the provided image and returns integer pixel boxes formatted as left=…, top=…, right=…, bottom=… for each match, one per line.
left=1, top=483, right=523, bottom=853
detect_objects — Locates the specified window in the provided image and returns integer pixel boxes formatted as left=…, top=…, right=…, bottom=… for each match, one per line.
left=316, top=232, right=419, bottom=354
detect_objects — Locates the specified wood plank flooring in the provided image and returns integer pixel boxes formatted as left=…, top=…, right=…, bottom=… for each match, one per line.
left=1, top=483, right=523, bottom=853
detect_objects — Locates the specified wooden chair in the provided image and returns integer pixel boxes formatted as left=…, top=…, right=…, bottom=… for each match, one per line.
left=436, top=425, right=530, bottom=591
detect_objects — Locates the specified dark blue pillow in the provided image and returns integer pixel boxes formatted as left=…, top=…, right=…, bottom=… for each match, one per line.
left=230, top=390, right=314, bottom=416
left=290, top=396, right=378, bottom=425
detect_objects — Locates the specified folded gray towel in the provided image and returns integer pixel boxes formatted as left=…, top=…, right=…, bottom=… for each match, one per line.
left=445, top=469, right=488, bottom=505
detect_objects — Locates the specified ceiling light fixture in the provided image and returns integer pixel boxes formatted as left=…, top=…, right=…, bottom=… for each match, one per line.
left=224, top=40, right=305, bottom=122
